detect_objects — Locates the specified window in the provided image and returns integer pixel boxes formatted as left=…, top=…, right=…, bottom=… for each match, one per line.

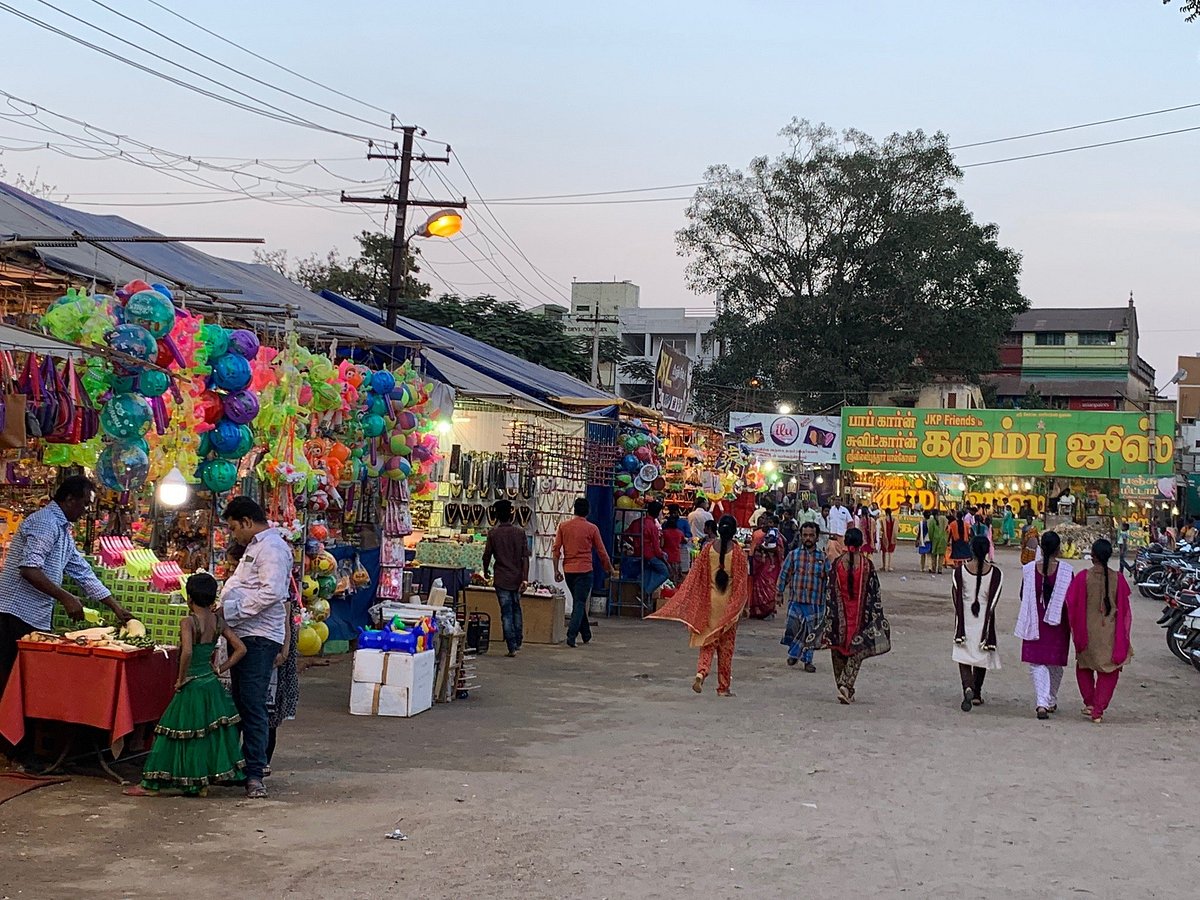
left=1034, top=332, right=1066, bottom=346
left=1078, top=331, right=1117, bottom=346
left=1001, top=332, right=1021, bottom=345
left=574, top=305, right=590, bottom=313
left=661, top=338, right=689, bottom=353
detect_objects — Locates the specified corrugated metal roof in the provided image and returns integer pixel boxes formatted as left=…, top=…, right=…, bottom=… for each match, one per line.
left=989, top=375, right=1125, bottom=399
left=1010, top=307, right=1131, bottom=333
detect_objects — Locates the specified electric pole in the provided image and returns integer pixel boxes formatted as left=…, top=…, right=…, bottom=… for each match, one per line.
left=571, top=313, right=619, bottom=388
left=341, top=126, right=467, bottom=330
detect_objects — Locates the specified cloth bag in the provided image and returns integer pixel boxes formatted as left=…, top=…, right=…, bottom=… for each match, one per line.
left=0, top=350, right=34, bottom=447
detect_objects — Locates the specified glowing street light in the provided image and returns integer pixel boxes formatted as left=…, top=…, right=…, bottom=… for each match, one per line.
left=421, top=208, right=463, bottom=238
left=777, top=402, right=793, bottom=415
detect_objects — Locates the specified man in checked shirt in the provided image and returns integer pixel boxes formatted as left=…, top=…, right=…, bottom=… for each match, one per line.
left=777, top=521, right=830, bottom=673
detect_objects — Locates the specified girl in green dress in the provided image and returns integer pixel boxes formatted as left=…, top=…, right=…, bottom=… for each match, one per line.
left=125, top=573, right=246, bottom=796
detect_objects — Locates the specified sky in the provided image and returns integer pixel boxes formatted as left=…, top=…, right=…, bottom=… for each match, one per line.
left=1, top=1, right=1198, bottom=387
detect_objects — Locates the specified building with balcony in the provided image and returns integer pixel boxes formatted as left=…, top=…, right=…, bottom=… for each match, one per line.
left=986, top=298, right=1156, bottom=410
left=615, top=306, right=718, bottom=406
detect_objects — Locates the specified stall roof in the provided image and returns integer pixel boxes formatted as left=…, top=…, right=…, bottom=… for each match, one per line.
left=320, top=290, right=621, bottom=410
left=0, top=183, right=403, bottom=345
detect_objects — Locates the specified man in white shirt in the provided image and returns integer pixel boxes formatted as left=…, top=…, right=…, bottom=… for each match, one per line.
left=687, top=497, right=713, bottom=548
left=796, top=499, right=821, bottom=529
left=221, top=496, right=293, bottom=799
left=826, top=497, right=852, bottom=554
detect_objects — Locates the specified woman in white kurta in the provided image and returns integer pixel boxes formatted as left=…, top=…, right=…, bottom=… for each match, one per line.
left=952, top=535, right=1003, bottom=712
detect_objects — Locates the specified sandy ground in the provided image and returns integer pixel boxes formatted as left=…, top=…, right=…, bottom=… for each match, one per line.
left=2, top=546, right=1198, bottom=900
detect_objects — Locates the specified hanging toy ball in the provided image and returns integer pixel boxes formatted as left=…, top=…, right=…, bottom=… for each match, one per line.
left=108, top=323, right=158, bottom=362
left=211, top=354, right=252, bottom=392
left=226, top=329, right=261, bottom=359
left=308, top=598, right=331, bottom=622
left=196, top=458, right=239, bottom=493
left=136, top=368, right=171, bottom=398
left=301, top=575, right=320, bottom=600
left=297, top=625, right=322, bottom=657
left=221, top=389, right=260, bottom=425
left=371, top=370, right=396, bottom=395
left=124, top=290, right=176, bottom=339
left=200, top=324, right=230, bottom=358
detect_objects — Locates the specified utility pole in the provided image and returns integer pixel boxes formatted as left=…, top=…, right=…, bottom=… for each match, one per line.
left=571, top=313, right=618, bottom=388
left=341, top=127, right=467, bottom=330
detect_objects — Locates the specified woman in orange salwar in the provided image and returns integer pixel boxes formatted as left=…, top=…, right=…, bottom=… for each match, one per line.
left=649, top=516, right=749, bottom=697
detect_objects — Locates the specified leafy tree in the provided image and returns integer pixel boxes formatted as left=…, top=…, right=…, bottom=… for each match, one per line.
left=1165, top=0, right=1200, bottom=22
left=1019, top=384, right=1049, bottom=409
left=257, top=231, right=595, bottom=380
left=619, top=356, right=656, bottom=383
left=677, top=120, right=1029, bottom=421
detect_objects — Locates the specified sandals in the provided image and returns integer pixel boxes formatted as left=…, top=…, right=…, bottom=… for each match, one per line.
left=245, top=780, right=268, bottom=799
left=717, top=690, right=735, bottom=698
left=691, top=674, right=704, bottom=694
left=1036, top=707, right=1050, bottom=720
left=122, top=785, right=157, bottom=797
left=972, top=697, right=984, bottom=707
left=1091, top=714, right=1104, bottom=724
left=961, top=688, right=974, bottom=712
left=786, top=657, right=798, bottom=667
left=837, top=685, right=852, bottom=705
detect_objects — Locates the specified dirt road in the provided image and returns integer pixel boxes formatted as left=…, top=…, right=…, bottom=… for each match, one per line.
left=3, top=547, right=1197, bottom=899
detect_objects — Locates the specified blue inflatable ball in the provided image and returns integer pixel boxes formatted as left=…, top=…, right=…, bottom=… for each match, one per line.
left=211, top=353, right=252, bottom=392
left=215, top=423, right=254, bottom=460
left=136, top=368, right=171, bottom=397
left=622, top=454, right=639, bottom=473
left=124, top=291, right=176, bottom=339
left=210, top=418, right=247, bottom=455
left=96, top=441, right=150, bottom=492
left=109, top=324, right=158, bottom=363
left=371, top=370, right=396, bottom=395
left=149, top=283, right=174, bottom=303
left=367, top=393, right=388, bottom=417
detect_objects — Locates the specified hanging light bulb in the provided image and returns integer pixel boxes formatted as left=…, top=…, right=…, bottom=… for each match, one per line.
left=816, top=474, right=824, bottom=484
left=1011, top=482, right=1020, bottom=492
left=158, top=466, right=189, bottom=508
left=984, top=480, right=993, bottom=490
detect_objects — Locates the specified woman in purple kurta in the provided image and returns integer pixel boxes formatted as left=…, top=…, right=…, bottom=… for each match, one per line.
left=1015, top=531, right=1073, bottom=720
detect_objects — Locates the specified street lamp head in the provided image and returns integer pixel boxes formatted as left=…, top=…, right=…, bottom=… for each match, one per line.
left=421, top=209, right=463, bottom=239
left=776, top=402, right=793, bottom=415
left=1169, top=368, right=1188, bottom=387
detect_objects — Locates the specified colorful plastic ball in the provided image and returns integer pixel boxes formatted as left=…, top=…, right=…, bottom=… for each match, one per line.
left=210, top=419, right=247, bottom=455
left=361, top=413, right=386, bottom=438
left=95, top=441, right=150, bottom=491
left=616, top=495, right=638, bottom=510
left=315, top=552, right=336, bottom=575
left=388, top=433, right=408, bottom=454
left=109, top=324, right=158, bottom=362
left=371, top=370, right=396, bottom=395
left=635, top=445, right=653, bottom=462
left=301, top=575, right=319, bottom=599
left=366, top=393, right=388, bottom=416
left=196, top=458, right=238, bottom=493
left=222, top=389, right=260, bottom=425
left=136, top=368, right=171, bottom=397
left=297, top=626, right=322, bottom=656
left=211, top=353, right=252, bottom=392
left=149, top=283, right=174, bottom=302
left=200, top=324, right=229, bottom=358
left=100, top=392, right=153, bottom=440
left=622, top=454, right=639, bottom=472
left=215, top=424, right=254, bottom=460
left=226, top=329, right=260, bottom=359
left=124, top=290, right=176, bottom=339
left=311, top=620, right=329, bottom=642
left=309, top=597, right=332, bottom=622
left=396, top=411, right=418, bottom=431
left=316, top=574, right=337, bottom=599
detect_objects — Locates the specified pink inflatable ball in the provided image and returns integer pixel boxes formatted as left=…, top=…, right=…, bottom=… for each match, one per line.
left=298, top=383, right=314, bottom=406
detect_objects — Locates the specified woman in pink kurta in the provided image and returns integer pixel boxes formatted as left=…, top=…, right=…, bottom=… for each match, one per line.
left=1065, top=539, right=1133, bottom=723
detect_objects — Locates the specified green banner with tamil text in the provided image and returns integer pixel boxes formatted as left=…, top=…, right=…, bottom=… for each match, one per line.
left=841, top=407, right=1175, bottom=478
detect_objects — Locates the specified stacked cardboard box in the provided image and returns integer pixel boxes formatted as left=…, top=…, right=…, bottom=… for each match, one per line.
left=349, top=649, right=434, bottom=717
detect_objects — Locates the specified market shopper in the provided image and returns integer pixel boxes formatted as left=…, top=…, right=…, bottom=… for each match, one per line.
left=827, top=497, right=852, bottom=554
left=483, top=499, right=532, bottom=657
left=948, top=512, right=972, bottom=568
left=917, top=510, right=933, bottom=572
left=778, top=521, right=829, bottom=672
left=662, top=507, right=688, bottom=585
left=808, top=527, right=891, bottom=705
left=0, top=476, right=132, bottom=693
left=220, top=496, right=292, bottom=799
left=687, top=496, right=713, bottom=549
left=552, top=497, right=615, bottom=648
left=879, top=508, right=897, bottom=572
left=1065, top=540, right=1133, bottom=724
left=1001, top=504, right=1017, bottom=547
left=929, top=509, right=948, bottom=575
left=1015, top=531, right=1073, bottom=720
left=649, top=515, right=748, bottom=697
left=952, top=536, right=1003, bottom=712
left=748, top=515, right=784, bottom=619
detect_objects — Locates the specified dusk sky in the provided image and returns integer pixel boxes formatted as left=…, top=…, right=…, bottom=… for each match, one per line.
left=2, top=1, right=1198, bottom=386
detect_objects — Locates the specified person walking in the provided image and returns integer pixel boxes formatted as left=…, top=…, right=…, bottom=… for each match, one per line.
left=649, top=516, right=748, bottom=697
left=948, top=512, right=972, bottom=568
left=952, top=535, right=1003, bottom=712
left=778, top=521, right=829, bottom=672
left=929, top=508, right=948, bottom=575
left=748, top=516, right=784, bottom=619
left=917, top=509, right=933, bottom=572
left=827, top=497, right=852, bottom=556
left=807, top=527, right=891, bottom=704
left=1001, top=504, right=1017, bottom=547
left=220, top=496, right=293, bottom=799
left=879, top=508, right=897, bottom=572
left=1015, top=531, right=1073, bottom=721
left=1116, top=522, right=1132, bottom=574
left=552, top=497, right=615, bottom=648
left=1020, top=522, right=1041, bottom=566
left=1065, top=539, right=1133, bottom=724
left=687, top=497, right=713, bottom=551
left=482, top=499, right=531, bottom=657
left=661, top=507, right=688, bottom=585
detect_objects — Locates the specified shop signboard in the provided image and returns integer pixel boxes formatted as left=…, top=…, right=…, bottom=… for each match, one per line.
left=728, top=412, right=841, bottom=463
left=654, top=345, right=691, bottom=419
left=1119, top=475, right=1175, bottom=500
left=841, top=407, right=1176, bottom=478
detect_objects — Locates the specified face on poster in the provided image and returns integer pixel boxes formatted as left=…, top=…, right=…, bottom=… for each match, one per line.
left=728, top=412, right=841, bottom=463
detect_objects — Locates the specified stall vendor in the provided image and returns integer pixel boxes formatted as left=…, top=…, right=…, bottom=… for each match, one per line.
left=0, top=476, right=132, bottom=690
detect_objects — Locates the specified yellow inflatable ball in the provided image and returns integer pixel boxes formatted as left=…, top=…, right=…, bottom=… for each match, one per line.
left=308, top=598, right=331, bottom=622
left=301, top=575, right=319, bottom=600
left=297, top=625, right=322, bottom=656
left=615, top=495, right=638, bottom=510
left=312, top=620, right=329, bottom=643
left=315, top=552, right=337, bottom=575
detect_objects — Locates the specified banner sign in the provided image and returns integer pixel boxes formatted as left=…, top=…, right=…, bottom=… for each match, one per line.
left=841, top=407, right=1175, bottom=478
left=654, top=345, right=691, bottom=419
left=728, top=413, right=841, bottom=463
left=1118, top=475, right=1175, bottom=500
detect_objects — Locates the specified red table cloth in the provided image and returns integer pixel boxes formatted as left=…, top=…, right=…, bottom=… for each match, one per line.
left=0, top=647, right=178, bottom=746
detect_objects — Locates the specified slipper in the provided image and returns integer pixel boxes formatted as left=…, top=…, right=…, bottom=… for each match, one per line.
left=837, top=685, right=851, bottom=705
left=1036, top=707, right=1050, bottom=720
left=245, top=780, right=268, bottom=799
left=1047, top=704, right=1057, bottom=714
left=122, top=785, right=157, bottom=797
left=717, top=690, right=735, bottom=698
left=1091, top=715, right=1104, bottom=724
left=1080, top=707, right=1093, bottom=717
left=961, top=688, right=974, bottom=712
left=972, top=697, right=984, bottom=706
left=691, top=674, right=703, bottom=694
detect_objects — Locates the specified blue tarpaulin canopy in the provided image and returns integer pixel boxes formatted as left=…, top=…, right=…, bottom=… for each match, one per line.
left=0, top=182, right=403, bottom=345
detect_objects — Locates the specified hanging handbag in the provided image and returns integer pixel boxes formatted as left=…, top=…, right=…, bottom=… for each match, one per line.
left=43, top=356, right=78, bottom=443
left=0, top=351, right=28, bottom=449
left=18, top=353, right=52, bottom=438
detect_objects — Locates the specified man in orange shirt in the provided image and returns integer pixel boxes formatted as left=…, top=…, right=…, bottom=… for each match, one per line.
left=552, top=497, right=617, bottom=647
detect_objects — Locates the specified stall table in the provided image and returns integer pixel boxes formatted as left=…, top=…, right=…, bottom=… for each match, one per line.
left=0, top=643, right=178, bottom=780
left=464, top=586, right=566, bottom=646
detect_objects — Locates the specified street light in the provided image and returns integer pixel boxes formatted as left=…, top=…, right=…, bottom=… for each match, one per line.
left=420, top=208, right=463, bottom=239
left=777, top=402, right=793, bottom=415
left=1140, top=368, right=1187, bottom=476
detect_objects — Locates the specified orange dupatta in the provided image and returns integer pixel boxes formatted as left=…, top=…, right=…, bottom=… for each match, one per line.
left=649, top=542, right=749, bottom=645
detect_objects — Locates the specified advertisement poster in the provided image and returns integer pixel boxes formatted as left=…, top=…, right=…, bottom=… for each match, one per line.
left=1118, top=475, right=1175, bottom=500
left=654, top=345, right=691, bottom=420
left=728, top=413, right=841, bottom=463
left=841, top=407, right=1176, bottom=477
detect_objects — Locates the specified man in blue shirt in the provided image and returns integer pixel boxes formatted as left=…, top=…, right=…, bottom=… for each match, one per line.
left=0, top=476, right=132, bottom=692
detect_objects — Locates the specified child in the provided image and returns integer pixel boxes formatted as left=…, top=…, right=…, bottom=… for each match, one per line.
left=662, top=509, right=687, bottom=585
left=125, top=573, right=247, bottom=797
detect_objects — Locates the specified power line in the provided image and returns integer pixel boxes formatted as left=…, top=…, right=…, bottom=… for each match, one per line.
left=948, top=100, right=1200, bottom=150
left=958, top=122, right=1200, bottom=169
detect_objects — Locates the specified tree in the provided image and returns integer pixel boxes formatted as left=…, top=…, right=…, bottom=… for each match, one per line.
left=1019, top=384, right=1049, bottom=410
left=257, top=231, right=595, bottom=379
left=677, top=120, right=1029, bottom=421
left=1165, top=0, right=1200, bottom=23
left=0, top=159, right=62, bottom=199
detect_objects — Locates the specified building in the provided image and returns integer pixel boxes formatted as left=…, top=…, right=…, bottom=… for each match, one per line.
left=616, top=306, right=718, bottom=405
left=560, top=281, right=641, bottom=389
left=868, top=380, right=983, bottom=409
left=986, top=297, right=1156, bottom=410
left=527, top=302, right=568, bottom=321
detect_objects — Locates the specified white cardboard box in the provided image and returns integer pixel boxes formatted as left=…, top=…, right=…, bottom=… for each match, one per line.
left=349, top=681, right=381, bottom=715
left=352, top=649, right=387, bottom=684
left=349, top=650, right=435, bottom=716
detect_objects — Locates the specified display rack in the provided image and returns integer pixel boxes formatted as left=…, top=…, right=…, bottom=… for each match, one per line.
left=607, top=505, right=655, bottom=618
